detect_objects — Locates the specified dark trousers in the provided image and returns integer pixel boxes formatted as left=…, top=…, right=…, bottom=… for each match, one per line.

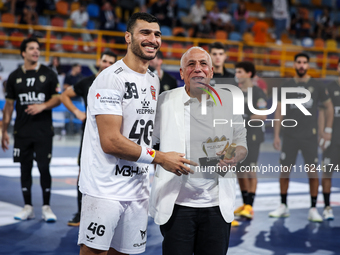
left=160, top=205, right=231, bottom=255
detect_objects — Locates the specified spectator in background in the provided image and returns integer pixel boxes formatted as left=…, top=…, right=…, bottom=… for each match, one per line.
left=9, top=0, right=26, bottom=15
left=100, top=1, right=118, bottom=32
left=234, top=1, right=249, bottom=34
left=219, top=6, right=233, bottom=33
left=167, top=0, right=179, bottom=27
left=208, top=4, right=221, bottom=32
left=19, top=0, right=38, bottom=26
left=290, top=7, right=311, bottom=39
left=151, top=0, right=172, bottom=27
left=315, top=7, right=335, bottom=40
left=48, top=56, right=64, bottom=76
left=272, top=0, right=288, bottom=45
left=189, top=0, right=206, bottom=25
left=70, top=2, right=92, bottom=51
left=194, top=15, right=213, bottom=38
left=209, top=42, right=234, bottom=79
left=63, top=63, right=82, bottom=91
left=252, top=12, right=268, bottom=65
left=118, top=0, right=136, bottom=23
left=149, top=51, right=178, bottom=93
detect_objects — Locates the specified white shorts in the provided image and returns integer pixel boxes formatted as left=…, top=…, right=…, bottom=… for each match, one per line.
left=78, top=194, right=148, bottom=254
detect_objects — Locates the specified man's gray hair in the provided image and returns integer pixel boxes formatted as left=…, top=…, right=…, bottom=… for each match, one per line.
left=180, top=46, right=213, bottom=69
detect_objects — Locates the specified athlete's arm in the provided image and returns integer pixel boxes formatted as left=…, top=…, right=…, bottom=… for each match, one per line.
left=25, top=95, right=61, bottom=115
left=321, top=99, right=334, bottom=147
left=96, top=114, right=195, bottom=176
left=273, top=102, right=283, bottom=150
left=61, top=86, right=86, bottom=121
left=1, top=100, right=14, bottom=151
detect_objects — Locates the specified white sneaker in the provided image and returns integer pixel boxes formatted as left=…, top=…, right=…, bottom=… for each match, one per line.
left=323, top=206, right=334, bottom=220
left=308, top=207, right=323, bottom=222
left=268, top=204, right=290, bottom=218
left=14, top=205, right=35, bottom=220
left=42, top=205, right=57, bottom=222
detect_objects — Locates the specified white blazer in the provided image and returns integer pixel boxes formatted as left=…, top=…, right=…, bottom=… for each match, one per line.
left=150, top=87, right=247, bottom=225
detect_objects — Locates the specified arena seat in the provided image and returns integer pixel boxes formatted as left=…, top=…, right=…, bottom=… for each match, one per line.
left=229, top=32, right=242, bottom=41
left=87, top=3, right=100, bottom=18
left=56, top=1, right=69, bottom=16
left=93, top=37, right=107, bottom=53
left=70, top=2, right=80, bottom=12
left=326, top=39, right=337, bottom=50
left=10, top=31, right=25, bottom=48
left=51, top=17, right=64, bottom=27
left=243, top=48, right=254, bottom=62
left=314, top=38, right=325, bottom=48
left=1, top=13, right=15, bottom=24
left=171, top=43, right=184, bottom=59
left=228, top=48, right=239, bottom=62
left=0, top=31, right=6, bottom=47
left=316, top=54, right=324, bottom=68
left=62, top=35, right=76, bottom=52
left=328, top=55, right=338, bottom=69
left=215, top=30, right=228, bottom=40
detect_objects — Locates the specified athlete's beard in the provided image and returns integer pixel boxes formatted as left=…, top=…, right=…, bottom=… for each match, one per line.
left=131, top=36, right=158, bottom=61
left=295, top=68, right=307, bottom=78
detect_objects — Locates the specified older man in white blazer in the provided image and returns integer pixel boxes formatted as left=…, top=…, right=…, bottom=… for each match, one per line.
left=150, top=46, right=248, bottom=255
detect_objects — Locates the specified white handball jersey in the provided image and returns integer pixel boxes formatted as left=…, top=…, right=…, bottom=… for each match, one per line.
left=79, top=59, right=160, bottom=201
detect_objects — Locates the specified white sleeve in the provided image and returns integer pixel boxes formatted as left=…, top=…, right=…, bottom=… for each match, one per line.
left=88, top=73, right=125, bottom=116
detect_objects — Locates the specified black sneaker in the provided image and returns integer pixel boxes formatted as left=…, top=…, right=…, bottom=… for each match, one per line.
left=67, top=213, right=80, bottom=226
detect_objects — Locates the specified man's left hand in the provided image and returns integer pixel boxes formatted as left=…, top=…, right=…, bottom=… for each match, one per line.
left=25, top=104, right=46, bottom=115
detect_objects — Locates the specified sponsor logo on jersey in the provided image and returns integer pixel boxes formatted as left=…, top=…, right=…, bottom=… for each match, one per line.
left=87, top=222, right=105, bottom=241
left=95, top=93, right=101, bottom=99
left=114, top=67, right=123, bottom=74
left=134, top=230, right=147, bottom=248
left=146, top=148, right=155, bottom=158
left=141, top=88, right=147, bottom=94
left=115, top=165, right=149, bottom=177
left=150, top=86, right=156, bottom=101
left=140, top=230, right=146, bottom=240
left=39, top=75, right=46, bottom=83
left=136, top=99, right=154, bottom=114
left=16, top=78, right=22, bottom=84
left=18, top=92, right=45, bottom=105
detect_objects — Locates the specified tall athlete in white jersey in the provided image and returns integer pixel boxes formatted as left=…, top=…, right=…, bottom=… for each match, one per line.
left=78, top=13, right=195, bottom=255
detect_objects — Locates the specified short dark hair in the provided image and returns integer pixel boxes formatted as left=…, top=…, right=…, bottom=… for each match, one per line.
left=72, top=63, right=80, bottom=68
left=156, top=51, right=164, bottom=59
left=101, top=50, right=117, bottom=60
left=126, top=12, right=160, bottom=33
left=235, top=61, right=256, bottom=78
left=20, top=37, right=40, bottom=59
left=294, top=52, right=310, bottom=62
left=208, top=42, right=225, bottom=53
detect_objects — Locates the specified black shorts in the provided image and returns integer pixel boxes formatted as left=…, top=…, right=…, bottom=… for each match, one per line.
left=323, top=143, right=340, bottom=171
left=13, top=136, right=53, bottom=163
left=239, top=143, right=261, bottom=167
left=280, top=135, right=318, bottom=166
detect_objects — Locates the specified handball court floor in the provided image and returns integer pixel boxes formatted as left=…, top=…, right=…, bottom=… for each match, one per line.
left=1, top=134, right=340, bottom=255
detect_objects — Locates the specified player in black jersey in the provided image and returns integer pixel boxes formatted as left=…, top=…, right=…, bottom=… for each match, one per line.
left=60, top=50, right=117, bottom=226
left=318, top=59, right=340, bottom=220
left=233, top=62, right=267, bottom=225
left=1, top=37, right=61, bottom=222
left=269, top=53, right=334, bottom=222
